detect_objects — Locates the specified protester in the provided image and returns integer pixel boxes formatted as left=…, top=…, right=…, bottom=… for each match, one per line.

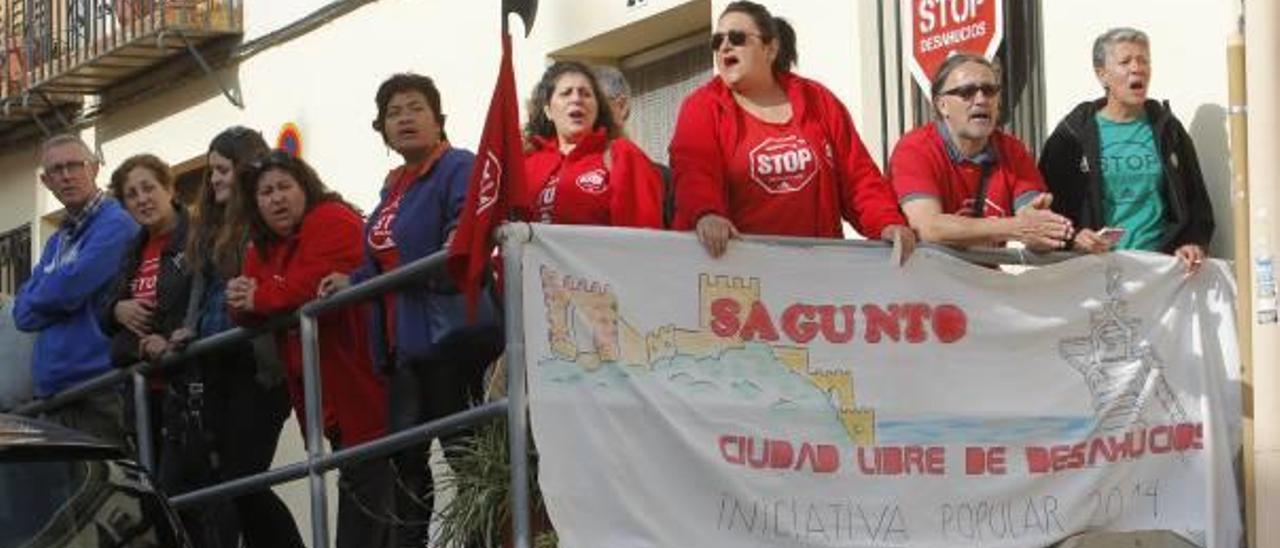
left=229, top=150, right=391, bottom=548
left=1039, top=27, right=1214, bottom=270
left=102, top=155, right=188, bottom=495
left=889, top=53, right=1074, bottom=251
left=179, top=127, right=303, bottom=548
left=593, top=64, right=676, bottom=228
left=523, top=61, right=665, bottom=228
left=12, top=134, right=138, bottom=445
left=670, top=1, right=914, bottom=259
left=319, top=73, right=502, bottom=548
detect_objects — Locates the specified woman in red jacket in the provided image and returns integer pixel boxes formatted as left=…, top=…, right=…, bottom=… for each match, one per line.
left=523, top=61, right=664, bottom=228
left=226, top=151, right=391, bottom=548
left=670, top=0, right=915, bottom=258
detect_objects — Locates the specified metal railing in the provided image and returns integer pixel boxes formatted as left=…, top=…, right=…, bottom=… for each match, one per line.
left=9, top=223, right=537, bottom=548
left=8, top=223, right=1088, bottom=548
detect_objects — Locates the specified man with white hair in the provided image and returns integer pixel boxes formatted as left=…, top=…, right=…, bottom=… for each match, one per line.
left=13, top=134, right=138, bottom=444
left=1039, top=27, right=1214, bottom=270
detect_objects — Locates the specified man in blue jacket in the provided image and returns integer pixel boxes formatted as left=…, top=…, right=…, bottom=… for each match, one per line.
left=12, top=134, right=138, bottom=445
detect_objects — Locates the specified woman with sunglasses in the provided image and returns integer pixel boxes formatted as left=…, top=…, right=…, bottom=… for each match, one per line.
left=670, top=1, right=914, bottom=258
left=523, top=60, right=664, bottom=228
left=228, top=151, right=392, bottom=548
left=888, top=53, right=1073, bottom=251
left=176, top=127, right=304, bottom=548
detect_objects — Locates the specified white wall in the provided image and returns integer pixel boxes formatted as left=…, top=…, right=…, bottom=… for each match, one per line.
left=0, top=147, right=38, bottom=236
left=1041, top=0, right=1237, bottom=259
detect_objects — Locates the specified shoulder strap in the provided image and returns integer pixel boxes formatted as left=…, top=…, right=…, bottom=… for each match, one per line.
left=969, top=162, right=996, bottom=218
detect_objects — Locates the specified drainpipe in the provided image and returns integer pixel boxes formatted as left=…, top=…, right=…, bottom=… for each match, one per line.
left=1226, top=16, right=1253, bottom=548
left=1244, top=1, right=1280, bottom=546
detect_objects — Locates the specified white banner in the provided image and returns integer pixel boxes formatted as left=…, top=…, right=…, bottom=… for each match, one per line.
left=521, top=225, right=1242, bottom=548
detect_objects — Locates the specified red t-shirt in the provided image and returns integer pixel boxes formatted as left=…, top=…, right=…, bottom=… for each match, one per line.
left=889, top=123, right=1045, bottom=217
left=130, top=233, right=170, bottom=304
left=723, top=112, right=832, bottom=236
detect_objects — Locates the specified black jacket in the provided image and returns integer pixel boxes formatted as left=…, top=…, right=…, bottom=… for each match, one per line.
left=105, top=207, right=194, bottom=367
left=1038, top=98, right=1214, bottom=253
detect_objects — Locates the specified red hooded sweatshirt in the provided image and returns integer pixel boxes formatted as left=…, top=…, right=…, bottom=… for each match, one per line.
left=235, top=201, right=388, bottom=447
left=670, top=72, right=905, bottom=239
left=523, top=129, right=664, bottom=228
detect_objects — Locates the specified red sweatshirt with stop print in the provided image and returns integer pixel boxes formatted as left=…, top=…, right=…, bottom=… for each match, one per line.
left=670, top=72, right=905, bottom=239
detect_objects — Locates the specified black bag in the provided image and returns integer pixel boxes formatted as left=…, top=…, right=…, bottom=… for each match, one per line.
left=423, top=274, right=504, bottom=367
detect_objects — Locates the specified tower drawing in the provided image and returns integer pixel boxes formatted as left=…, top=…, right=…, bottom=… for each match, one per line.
left=1059, top=265, right=1188, bottom=433
left=698, top=274, right=762, bottom=331
left=539, top=267, right=878, bottom=444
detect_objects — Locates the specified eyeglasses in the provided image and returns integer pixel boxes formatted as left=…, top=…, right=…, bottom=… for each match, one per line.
left=42, top=160, right=92, bottom=177
left=940, top=83, right=1002, bottom=101
left=710, top=30, right=761, bottom=51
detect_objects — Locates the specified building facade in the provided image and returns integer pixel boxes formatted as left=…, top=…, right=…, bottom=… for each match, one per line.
left=0, top=0, right=1244, bottom=538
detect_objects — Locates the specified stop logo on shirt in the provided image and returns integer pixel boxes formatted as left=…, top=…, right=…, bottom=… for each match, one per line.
left=749, top=135, right=819, bottom=194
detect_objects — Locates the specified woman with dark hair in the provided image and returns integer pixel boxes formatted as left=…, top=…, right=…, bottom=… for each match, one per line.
left=176, top=126, right=304, bottom=548
left=671, top=0, right=914, bottom=258
left=522, top=60, right=664, bottom=227
left=228, top=150, right=391, bottom=548
left=317, top=72, right=501, bottom=547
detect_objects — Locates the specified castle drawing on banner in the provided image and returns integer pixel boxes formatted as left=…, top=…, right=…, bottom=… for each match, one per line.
left=540, top=265, right=877, bottom=445
left=1058, top=265, right=1189, bottom=433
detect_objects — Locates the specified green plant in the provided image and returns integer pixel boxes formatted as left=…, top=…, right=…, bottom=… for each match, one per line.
left=432, top=419, right=551, bottom=548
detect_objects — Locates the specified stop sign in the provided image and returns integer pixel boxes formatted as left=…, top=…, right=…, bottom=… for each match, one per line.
left=908, top=0, right=1004, bottom=97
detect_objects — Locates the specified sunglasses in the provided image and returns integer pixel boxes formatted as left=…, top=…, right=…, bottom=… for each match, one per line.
left=710, top=30, right=761, bottom=51
left=940, top=83, right=1002, bottom=100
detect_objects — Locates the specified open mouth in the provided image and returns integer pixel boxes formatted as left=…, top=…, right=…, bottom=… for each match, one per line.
left=722, top=54, right=740, bottom=69
left=567, top=109, right=586, bottom=124
left=396, top=128, right=419, bottom=140
left=1128, top=81, right=1147, bottom=92
left=969, top=112, right=993, bottom=123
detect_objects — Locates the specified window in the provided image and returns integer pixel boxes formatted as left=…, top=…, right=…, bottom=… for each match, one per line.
left=0, top=223, right=30, bottom=295
left=621, top=33, right=712, bottom=165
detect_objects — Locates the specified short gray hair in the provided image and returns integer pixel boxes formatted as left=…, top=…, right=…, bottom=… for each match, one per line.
left=592, top=64, right=631, bottom=101
left=1092, top=27, right=1149, bottom=69
left=38, top=133, right=97, bottom=164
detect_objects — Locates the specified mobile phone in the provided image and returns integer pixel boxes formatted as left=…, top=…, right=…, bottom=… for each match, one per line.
left=1097, top=227, right=1126, bottom=244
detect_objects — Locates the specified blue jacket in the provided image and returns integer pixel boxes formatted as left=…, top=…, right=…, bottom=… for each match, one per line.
left=13, top=197, right=139, bottom=396
left=351, top=147, right=476, bottom=371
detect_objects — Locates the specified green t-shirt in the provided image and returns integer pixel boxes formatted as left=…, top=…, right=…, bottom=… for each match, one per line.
left=1096, top=113, right=1166, bottom=251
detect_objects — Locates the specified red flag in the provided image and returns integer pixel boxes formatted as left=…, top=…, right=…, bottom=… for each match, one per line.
left=448, top=33, right=527, bottom=309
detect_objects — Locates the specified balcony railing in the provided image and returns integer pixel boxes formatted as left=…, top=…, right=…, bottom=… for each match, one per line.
left=2, top=0, right=240, bottom=97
